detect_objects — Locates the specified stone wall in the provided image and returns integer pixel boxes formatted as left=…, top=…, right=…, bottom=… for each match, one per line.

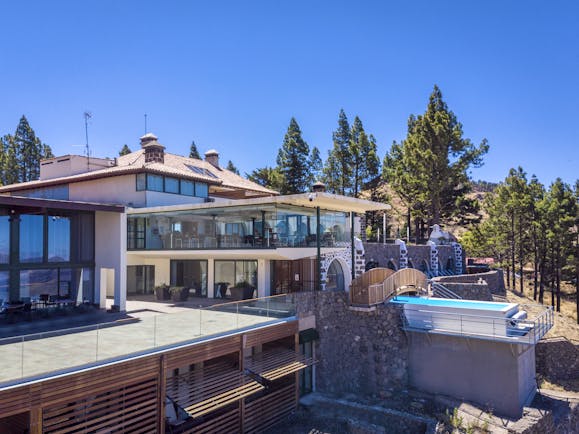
left=436, top=246, right=455, bottom=272
left=434, top=282, right=493, bottom=301
left=289, top=291, right=409, bottom=395
left=535, top=337, right=579, bottom=383
left=406, top=245, right=431, bottom=272
left=432, top=270, right=506, bottom=295
left=363, top=243, right=400, bottom=269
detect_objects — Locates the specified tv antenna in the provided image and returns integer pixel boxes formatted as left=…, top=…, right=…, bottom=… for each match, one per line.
left=144, top=113, right=148, bottom=134
left=84, top=111, right=92, bottom=170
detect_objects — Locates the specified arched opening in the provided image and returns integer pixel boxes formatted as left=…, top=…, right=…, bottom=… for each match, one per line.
left=386, top=259, right=397, bottom=271
left=420, top=259, right=430, bottom=273
left=407, top=259, right=415, bottom=269
left=326, top=259, right=345, bottom=291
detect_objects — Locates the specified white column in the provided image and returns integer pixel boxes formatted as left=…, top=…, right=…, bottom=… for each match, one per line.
left=257, top=259, right=268, bottom=298
left=207, top=259, right=215, bottom=298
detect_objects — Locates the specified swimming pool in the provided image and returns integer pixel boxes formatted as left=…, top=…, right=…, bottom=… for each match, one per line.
left=391, top=296, right=521, bottom=337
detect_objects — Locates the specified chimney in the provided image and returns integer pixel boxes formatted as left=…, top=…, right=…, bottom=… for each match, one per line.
left=204, top=149, right=219, bottom=168
left=140, top=133, right=165, bottom=164
left=312, top=181, right=326, bottom=193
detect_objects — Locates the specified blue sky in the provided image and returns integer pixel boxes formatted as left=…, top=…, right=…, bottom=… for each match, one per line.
left=0, top=1, right=577, bottom=185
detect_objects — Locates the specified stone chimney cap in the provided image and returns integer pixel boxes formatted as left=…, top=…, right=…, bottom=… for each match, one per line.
left=140, top=133, right=158, bottom=142
left=205, top=149, right=219, bottom=156
left=312, top=181, right=326, bottom=192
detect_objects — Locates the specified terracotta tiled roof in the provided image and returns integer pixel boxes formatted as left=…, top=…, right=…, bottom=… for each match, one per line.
left=0, top=150, right=278, bottom=196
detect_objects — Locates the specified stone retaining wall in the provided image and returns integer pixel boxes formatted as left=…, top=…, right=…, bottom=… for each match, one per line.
left=433, top=270, right=506, bottom=295
left=364, top=243, right=400, bottom=269
left=435, top=282, right=493, bottom=301
left=289, top=291, right=409, bottom=395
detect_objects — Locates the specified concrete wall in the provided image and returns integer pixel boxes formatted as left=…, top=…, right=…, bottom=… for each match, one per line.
left=95, top=211, right=126, bottom=311
left=433, top=270, right=506, bottom=295
left=407, top=332, right=536, bottom=418
left=289, top=291, right=409, bottom=395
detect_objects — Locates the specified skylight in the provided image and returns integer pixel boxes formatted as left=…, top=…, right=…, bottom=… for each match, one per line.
left=186, top=164, right=218, bottom=179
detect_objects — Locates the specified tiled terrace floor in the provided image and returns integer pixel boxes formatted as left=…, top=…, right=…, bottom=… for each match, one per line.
left=0, top=298, right=287, bottom=386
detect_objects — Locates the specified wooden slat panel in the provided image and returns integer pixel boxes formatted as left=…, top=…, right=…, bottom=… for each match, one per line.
left=243, top=321, right=298, bottom=348
left=165, top=335, right=241, bottom=370
left=244, top=384, right=296, bottom=433
left=181, top=407, right=240, bottom=434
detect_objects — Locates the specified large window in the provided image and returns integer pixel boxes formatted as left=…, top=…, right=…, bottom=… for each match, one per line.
left=0, top=216, right=9, bottom=264
left=20, top=214, right=44, bottom=263
left=127, top=265, right=155, bottom=295
left=214, top=260, right=257, bottom=298
left=136, top=173, right=209, bottom=198
left=48, top=216, right=71, bottom=262
left=0, top=271, right=8, bottom=302
left=20, top=267, right=94, bottom=303
left=170, top=260, right=207, bottom=297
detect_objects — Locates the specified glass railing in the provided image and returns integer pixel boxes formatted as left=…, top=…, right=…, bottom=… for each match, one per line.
left=0, top=295, right=295, bottom=387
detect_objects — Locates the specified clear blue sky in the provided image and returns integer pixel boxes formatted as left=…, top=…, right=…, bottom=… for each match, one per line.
left=1, top=1, right=577, bottom=186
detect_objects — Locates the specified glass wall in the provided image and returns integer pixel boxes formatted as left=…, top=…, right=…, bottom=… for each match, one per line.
left=170, top=260, right=207, bottom=297
left=0, top=209, right=95, bottom=304
left=128, top=204, right=350, bottom=250
left=214, top=260, right=257, bottom=298
left=127, top=265, right=155, bottom=295
left=136, top=173, right=209, bottom=198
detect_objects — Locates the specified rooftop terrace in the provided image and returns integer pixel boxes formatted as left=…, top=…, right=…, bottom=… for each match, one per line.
left=0, top=295, right=295, bottom=388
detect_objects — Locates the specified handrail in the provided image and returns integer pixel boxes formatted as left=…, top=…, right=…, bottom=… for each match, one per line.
left=431, top=282, right=462, bottom=299
left=350, top=268, right=429, bottom=306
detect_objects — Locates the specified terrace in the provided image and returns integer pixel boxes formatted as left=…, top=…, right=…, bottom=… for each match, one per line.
left=0, top=295, right=296, bottom=388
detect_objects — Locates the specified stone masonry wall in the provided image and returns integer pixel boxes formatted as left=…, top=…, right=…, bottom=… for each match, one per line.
left=289, top=291, right=409, bottom=395
left=433, top=270, right=506, bottom=295
left=363, top=243, right=400, bottom=269
left=436, top=282, right=493, bottom=301
left=535, top=337, right=579, bottom=383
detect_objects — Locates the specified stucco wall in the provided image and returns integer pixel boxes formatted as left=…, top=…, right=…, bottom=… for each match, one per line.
left=289, top=291, right=408, bottom=395
left=69, top=174, right=146, bottom=207
left=95, top=211, right=126, bottom=310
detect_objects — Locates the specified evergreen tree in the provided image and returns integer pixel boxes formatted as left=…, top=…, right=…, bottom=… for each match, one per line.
left=1, top=135, right=20, bottom=185
left=309, top=146, right=323, bottom=184
left=247, top=166, right=283, bottom=192
left=323, top=109, right=351, bottom=195
left=119, top=144, right=131, bottom=156
left=189, top=141, right=201, bottom=159
left=13, top=115, right=52, bottom=182
left=226, top=160, right=240, bottom=175
left=349, top=117, right=380, bottom=197
left=383, top=85, right=489, bottom=230
left=276, top=118, right=311, bottom=194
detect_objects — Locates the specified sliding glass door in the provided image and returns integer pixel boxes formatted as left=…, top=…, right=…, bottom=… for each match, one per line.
left=170, top=260, right=208, bottom=297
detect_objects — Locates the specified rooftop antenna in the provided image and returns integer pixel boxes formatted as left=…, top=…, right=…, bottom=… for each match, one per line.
left=144, top=113, right=148, bottom=134
left=83, top=111, right=92, bottom=170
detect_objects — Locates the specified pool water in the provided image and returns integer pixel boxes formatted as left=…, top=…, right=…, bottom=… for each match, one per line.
left=391, top=296, right=513, bottom=312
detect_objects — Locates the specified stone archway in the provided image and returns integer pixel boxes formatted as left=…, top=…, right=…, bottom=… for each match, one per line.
left=326, top=259, right=346, bottom=291
left=386, top=259, right=398, bottom=271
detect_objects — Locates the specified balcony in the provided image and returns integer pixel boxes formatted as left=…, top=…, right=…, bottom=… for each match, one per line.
left=0, top=295, right=296, bottom=388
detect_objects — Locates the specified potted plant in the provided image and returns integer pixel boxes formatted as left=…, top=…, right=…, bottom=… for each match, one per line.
left=154, top=284, right=170, bottom=301
left=230, top=281, right=255, bottom=301
left=169, top=286, right=189, bottom=302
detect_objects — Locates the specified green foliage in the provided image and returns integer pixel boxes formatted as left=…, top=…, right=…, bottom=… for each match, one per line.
left=226, top=160, right=240, bottom=175
left=276, top=118, right=311, bottom=194
left=309, top=146, right=323, bottom=184
left=189, top=140, right=201, bottom=159
left=247, top=166, right=284, bottom=192
left=0, top=116, right=52, bottom=185
left=383, top=85, right=489, bottom=227
left=119, top=144, right=131, bottom=156
left=324, top=109, right=351, bottom=195
left=349, top=116, right=380, bottom=197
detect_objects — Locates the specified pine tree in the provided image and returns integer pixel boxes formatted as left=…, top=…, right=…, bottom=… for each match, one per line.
left=189, top=141, right=201, bottom=159
left=324, top=110, right=351, bottom=195
left=383, top=85, right=489, bottom=230
left=226, top=160, right=240, bottom=175
left=119, top=144, right=131, bottom=156
left=1, top=134, right=20, bottom=185
left=13, top=115, right=51, bottom=182
left=247, top=166, right=283, bottom=192
left=309, top=147, right=323, bottom=185
left=349, top=117, right=380, bottom=197
left=276, top=118, right=311, bottom=194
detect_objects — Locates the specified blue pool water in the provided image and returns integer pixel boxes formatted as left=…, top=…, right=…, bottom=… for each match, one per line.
left=391, top=296, right=513, bottom=311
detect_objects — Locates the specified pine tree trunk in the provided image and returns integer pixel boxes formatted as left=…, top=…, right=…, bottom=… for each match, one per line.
left=539, top=260, right=545, bottom=304
left=519, top=220, right=524, bottom=294
left=550, top=245, right=555, bottom=308
left=511, top=213, right=516, bottom=290
left=533, top=229, right=539, bottom=301
left=506, top=265, right=511, bottom=289
left=556, top=242, right=561, bottom=312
